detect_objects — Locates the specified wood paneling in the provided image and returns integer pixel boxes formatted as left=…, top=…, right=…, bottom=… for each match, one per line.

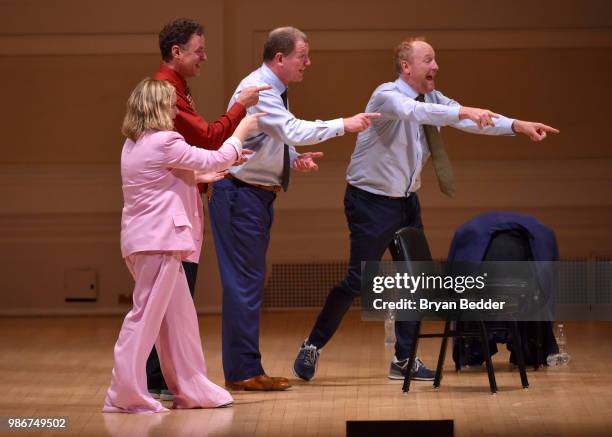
left=1, top=0, right=610, bottom=313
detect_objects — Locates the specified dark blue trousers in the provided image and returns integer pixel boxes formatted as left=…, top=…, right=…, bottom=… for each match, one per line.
left=308, top=184, right=422, bottom=360
left=209, top=177, right=276, bottom=381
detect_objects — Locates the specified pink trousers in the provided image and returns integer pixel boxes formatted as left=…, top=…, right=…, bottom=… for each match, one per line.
left=103, top=252, right=233, bottom=413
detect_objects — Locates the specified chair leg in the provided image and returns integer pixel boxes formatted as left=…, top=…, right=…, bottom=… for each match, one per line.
left=402, top=322, right=421, bottom=393
left=479, top=322, right=497, bottom=394
left=434, top=320, right=451, bottom=388
left=534, top=321, right=543, bottom=371
left=455, top=322, right=462, bottom=371
left=511, top=321, right=529, bottom=388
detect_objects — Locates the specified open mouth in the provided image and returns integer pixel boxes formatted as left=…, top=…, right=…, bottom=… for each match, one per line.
left=426, top=75, right=434, bottom=81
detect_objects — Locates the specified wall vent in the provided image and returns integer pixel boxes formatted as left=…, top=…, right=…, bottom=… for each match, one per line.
left=264, top=262, right=360, bottom=308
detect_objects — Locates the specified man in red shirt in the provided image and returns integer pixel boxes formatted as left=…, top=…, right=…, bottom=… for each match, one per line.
left=146, top=18, right=267, bottom=400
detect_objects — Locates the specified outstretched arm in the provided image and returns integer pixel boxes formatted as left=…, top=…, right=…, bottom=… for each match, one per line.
left=165, top=113, right=265, bottom=173
left=253, top=90, right=379, bottom=146
left=377, top=90, right=500, bottom=129
left=436, top=91, right=559, bottom=138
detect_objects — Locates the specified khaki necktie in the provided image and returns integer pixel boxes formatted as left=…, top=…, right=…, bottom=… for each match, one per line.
left=416, top=94, right=455, bottom=198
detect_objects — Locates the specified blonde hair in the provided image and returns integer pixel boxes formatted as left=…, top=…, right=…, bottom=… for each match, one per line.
left=121, top=78, right=176, bottom=141
left=394, top=36, right=426, bottom=74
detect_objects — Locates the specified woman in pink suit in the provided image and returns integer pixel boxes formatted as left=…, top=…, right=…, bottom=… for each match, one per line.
left=103, top=78, right=261, bottom=413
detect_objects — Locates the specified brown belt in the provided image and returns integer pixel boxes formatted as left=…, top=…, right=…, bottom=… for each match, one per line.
left=226, top=174, right=282, bottom=193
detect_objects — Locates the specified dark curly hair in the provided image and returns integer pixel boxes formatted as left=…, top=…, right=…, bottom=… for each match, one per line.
left=159, top=18, right=204, bottom=62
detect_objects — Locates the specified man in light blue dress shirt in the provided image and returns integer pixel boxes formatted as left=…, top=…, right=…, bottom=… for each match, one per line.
left=209, top=26, right=378, bottom=391
left=293, top=37, right=558, bottom=382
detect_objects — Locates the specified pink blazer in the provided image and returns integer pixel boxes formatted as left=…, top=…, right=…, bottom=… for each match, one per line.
left=120, top=130, right=240, bottom=262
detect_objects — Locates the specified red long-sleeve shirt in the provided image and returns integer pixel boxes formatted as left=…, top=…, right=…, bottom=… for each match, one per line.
left=153, top=63, right=246, bottom=190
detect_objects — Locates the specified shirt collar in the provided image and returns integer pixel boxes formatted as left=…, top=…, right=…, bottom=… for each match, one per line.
left=259, top=63, right=287, bottom=95
left=395, top=77, right=420, bottom=99
left=159, top=63, right=187, bottom=93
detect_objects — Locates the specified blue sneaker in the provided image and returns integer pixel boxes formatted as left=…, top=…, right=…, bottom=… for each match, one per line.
left=388, top=356, right=435, bottom=381
left=293, top=340, right=321, bottom=381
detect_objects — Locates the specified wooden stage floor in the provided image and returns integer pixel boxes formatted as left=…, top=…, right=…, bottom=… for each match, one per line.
left=1, top=311, right=611, bottom=436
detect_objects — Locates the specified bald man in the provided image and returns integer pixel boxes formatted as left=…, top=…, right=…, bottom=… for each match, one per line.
left=293, top=37, right=558, bottom=382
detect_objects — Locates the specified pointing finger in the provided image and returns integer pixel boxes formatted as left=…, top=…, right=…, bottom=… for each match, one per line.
left=541, top=124, right=560, bottom=134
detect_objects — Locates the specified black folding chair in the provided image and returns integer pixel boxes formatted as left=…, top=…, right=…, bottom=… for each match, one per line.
left=389, top=227, right=437, bottom=393
left=390, top=227, right=530, bottom=394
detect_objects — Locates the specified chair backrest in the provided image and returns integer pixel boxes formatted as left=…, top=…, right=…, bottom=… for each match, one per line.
left=484, top=229, right=533, bottom=261
left=391, top=227, right=433, bottom=262
left=482, top=229, right=537, bottom=317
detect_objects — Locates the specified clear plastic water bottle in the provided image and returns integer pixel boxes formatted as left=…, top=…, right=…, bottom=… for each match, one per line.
left=547, top=323, right=571, bottom=366
left=384, top=310, right=396, bottom=346
left=556, top=323, right=571, bottom=365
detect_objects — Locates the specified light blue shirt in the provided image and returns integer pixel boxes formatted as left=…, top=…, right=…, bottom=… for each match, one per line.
left=228, top=63, right=345, bottom=187
left=347, top=78, right=515, bottom=197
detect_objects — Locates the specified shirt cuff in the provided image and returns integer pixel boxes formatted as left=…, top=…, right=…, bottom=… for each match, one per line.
left=289, top=146, right=299, bottom=167
left=330, top=118, right=345, bottom=137
left=497, top=117, right=516, bottom=135
left=224, top=136, right=243, bottom=157
left=447, top=105, right=461, bottom=123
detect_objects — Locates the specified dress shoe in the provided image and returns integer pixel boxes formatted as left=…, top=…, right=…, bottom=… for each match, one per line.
left=225, top=374, right=291, bottom=391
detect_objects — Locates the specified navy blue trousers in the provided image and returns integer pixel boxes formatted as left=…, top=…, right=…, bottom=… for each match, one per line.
left=308, top=184, right=422, bottom=360
left=209, top=177, right=276, bottom=381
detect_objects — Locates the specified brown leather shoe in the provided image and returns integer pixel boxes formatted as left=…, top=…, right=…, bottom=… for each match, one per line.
left=225, top=374, right=291, bottom=391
